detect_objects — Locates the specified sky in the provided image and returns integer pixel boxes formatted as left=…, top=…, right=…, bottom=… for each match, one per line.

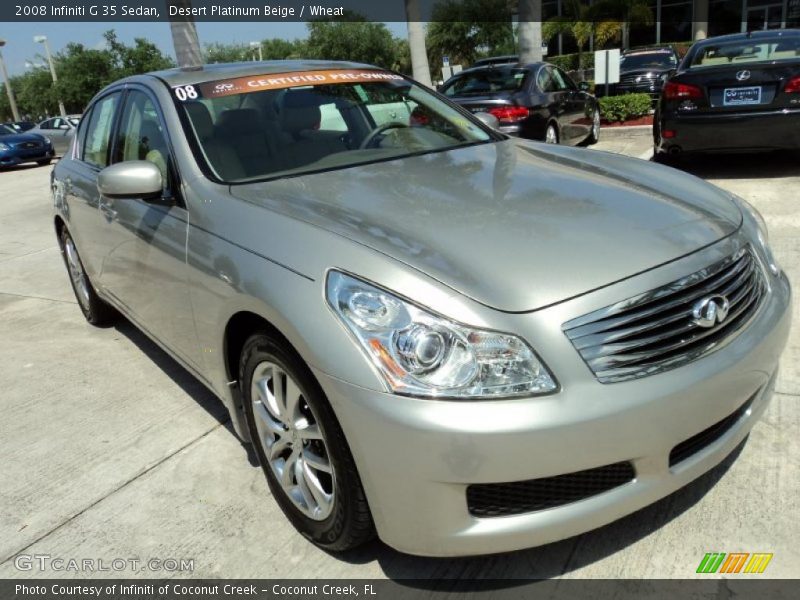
left=0, top=21, right=410, bottom=75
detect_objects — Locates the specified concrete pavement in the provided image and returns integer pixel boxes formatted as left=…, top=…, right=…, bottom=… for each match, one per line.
left=0, top=145, right=797, bottom=579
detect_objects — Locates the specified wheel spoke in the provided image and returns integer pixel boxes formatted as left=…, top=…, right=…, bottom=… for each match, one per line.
left=272, top=368, right=288, bottom=421
left=296, top=423, right=323, bottom=440
left=300, top=459, right=332, bottom=514
left=301, top=447, right=332, bottom=473
left=266, top=433, right=291, bottom=461
left=280, top=449, right=299, bottom=489
left=294, top=459, right=317, bottom=510
left=284, top=377, right=302, bottom=425
left=253, top=399, right=284, bottom=436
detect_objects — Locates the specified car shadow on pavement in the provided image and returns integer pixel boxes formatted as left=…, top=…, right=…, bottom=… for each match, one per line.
left=663, top=150, right=800, bottom=180
left=112, top=320, right=232, bottom=430
left=337, top=439, right=747, bottom=582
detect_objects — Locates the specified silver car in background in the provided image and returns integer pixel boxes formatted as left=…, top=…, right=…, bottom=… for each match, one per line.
left=29, top=114, right=81, bottom=155
left=51, top=61, right=791, bottom=557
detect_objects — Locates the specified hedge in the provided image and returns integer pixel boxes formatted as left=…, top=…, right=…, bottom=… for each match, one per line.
left=598, top=93, right=652, bottom=123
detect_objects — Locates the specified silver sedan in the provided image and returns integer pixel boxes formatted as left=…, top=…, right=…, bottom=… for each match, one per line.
left=28, top=114, right=81, bottom=155
left=51, top=61, right=791, bottom=557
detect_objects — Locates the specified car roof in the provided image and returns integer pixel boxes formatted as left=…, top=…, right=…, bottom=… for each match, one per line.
left=692, top=28, right=800, bottom=47
left=451, top=62, right=545, bottom=77
left=145, top=60, right=378, bottom=88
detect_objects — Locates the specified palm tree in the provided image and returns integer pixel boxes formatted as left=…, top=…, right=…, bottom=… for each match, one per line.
left=405, top=0, right=432, bottom=87
left=518, top=0, right=543, bottom=64
left=587, top=0, right=654, bottom=50
left=168, top=0, right=202, bottom=68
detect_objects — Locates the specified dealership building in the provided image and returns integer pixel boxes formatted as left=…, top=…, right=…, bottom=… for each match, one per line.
left=542, top=0, right=800, bottom=51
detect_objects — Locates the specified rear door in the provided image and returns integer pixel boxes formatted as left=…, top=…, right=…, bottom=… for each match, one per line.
left=551, top=67, right=590, bottom=142
left=61, top=91, right=123, bottom=284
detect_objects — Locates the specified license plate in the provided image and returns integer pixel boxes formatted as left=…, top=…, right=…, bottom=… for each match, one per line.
left=723, top=86, right=761, bottom=106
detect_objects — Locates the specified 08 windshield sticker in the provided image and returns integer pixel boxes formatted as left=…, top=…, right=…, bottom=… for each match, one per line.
left=172, top=69, right=405, bottom=101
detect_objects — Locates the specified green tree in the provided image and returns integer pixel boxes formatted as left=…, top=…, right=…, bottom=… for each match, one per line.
left=305, top=19, right=400, bottom=69
left=104, top=30, right=174, bottom=78
left=587, top=0, right=654, bottom=50
left=426, top=0, right=515, bottom=70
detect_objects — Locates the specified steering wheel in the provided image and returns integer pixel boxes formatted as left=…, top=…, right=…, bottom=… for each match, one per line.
left=359, top=122, right=409, bottom=149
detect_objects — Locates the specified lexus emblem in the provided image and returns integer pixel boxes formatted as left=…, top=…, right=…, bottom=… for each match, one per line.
left=736, top=70, right=751, bottom=81
left=692, top=295, right=730, bottom=328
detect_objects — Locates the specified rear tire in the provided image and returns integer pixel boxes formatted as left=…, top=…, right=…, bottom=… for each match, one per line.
left=59, top=229, right=117, bottom=326
left=586, top=109, right=600, bottom=145
left=241, top=332, right=375, bottom=551
left=37, top=159, right=52, bottom=166
left=545, top=123, right=559, bottom=144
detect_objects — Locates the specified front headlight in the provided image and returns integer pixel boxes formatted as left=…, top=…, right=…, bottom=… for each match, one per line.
left=0, top=142, right=9, bottom=151
left=732, top=194, right=780, bottom=275
left=326, top=271, right=557, bottom=399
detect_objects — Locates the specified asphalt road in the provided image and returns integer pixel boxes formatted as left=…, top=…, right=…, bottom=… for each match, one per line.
left=0, top=139, right=797, bottom=580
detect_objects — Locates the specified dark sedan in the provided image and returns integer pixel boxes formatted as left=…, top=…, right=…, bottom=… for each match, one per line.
left=440, top=63, right=599, bottom=145
left=0, top=124, right=55, bottom=168
left=655, top=29, right=800, bottom=159
left=617, top=46, right=680, bottom=101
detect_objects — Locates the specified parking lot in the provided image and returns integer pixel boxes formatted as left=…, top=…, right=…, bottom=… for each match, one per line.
left=0, top=136, right=798, bottom=579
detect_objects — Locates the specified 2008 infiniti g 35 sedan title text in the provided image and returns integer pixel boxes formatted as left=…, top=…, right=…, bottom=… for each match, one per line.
left=51, top=60, right=791, bottom=557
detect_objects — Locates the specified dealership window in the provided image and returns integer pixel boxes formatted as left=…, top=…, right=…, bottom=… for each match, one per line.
left=709, top=0, right=744, bottom=37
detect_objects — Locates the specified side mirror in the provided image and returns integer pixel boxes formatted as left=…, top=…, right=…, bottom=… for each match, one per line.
left=97, top=161, right=163, bottom=200
left=474, top=111, right=500, bottom=130
left=578, top=81, right=590, bottom=92
left=58, top=123, right=71, bottom=130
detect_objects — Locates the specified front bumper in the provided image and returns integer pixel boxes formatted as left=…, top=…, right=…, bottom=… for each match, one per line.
left=316, top=244, right=791, bottom=557
left=0, top=147, right=55, bottom=166
left=658, top=108, right=800, bottom=153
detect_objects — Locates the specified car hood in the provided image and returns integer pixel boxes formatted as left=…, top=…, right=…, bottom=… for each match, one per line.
left=620, top=67, right=671, bottom=76
left=0, top=132, right=48, bottom=144
left=230, top=140, right=741, bottom=312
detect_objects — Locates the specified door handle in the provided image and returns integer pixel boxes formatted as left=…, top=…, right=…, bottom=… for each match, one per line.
left=99, top=202, right=117, bottom=221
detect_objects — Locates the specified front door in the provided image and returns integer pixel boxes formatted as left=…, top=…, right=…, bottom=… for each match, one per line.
left=99, top=87, right=201, bottom=368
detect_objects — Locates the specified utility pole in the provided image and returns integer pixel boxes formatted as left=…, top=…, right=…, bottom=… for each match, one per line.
left=34, top=35, right=67, bottom=118
left=0, top=40, right=21, bottom=122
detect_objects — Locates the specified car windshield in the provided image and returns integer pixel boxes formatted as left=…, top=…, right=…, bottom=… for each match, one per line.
left=690, top=37, right=800, bottom=68
left=178, top=69, right=492, bottom=183
left=0, top=125, right=16, bottom=135
left=620, top=52, right=677, bottom=70
left=440, top=67, right=528, bottom=97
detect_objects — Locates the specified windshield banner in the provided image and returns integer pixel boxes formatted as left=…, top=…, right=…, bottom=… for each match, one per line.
left=173, top=70, right=405, bottom=101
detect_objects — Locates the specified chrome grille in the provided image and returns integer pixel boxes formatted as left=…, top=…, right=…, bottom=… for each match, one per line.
left=563, top=248, right=766, bottom=383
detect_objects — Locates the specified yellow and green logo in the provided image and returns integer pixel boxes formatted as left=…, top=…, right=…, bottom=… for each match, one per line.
left=697, top=552, right=773, bottom=574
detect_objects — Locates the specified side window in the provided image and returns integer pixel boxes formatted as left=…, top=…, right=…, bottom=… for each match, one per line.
left=114, top=90, right=170, bottom=187
left=82, top=93, right=121, bottom=169
left=537, top=68, right=555, bottom=92
left=75, top=108, right=93, bottom=159
left=556, top=68, right=577, bottom=90
left=52, top=118, right=64, bottom=129
left=40, top=119, right=54, bottom=130
left=550, top=68, right=569, bottom=92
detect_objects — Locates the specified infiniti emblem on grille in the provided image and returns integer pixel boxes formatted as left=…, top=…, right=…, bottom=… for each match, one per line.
left=692, top=295, right=730, bottom=328
left=736, top=70, right=751, bottom=81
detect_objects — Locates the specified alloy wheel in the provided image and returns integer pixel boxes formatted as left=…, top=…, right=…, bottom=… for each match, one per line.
left=545, top=125, right=558, bottom=144
left=64, top=237, right=90, bottom=311
left=592, top=110, right=600, bottom=139
left=250, top=361, right=335, bottom=521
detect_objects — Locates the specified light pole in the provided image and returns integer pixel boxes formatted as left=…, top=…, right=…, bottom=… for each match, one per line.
left=0, top=39, right=21, bottom=122
left=33, top=35, right=67, bottom=118
left=250, top=41, right=262, bottom=62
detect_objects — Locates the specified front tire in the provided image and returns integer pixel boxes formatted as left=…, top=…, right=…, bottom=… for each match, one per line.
left=37, top=159, right=52, bottom=166
left=241, top=332, right=375, bottom=551
left=59, top=229, right=117, bottom=325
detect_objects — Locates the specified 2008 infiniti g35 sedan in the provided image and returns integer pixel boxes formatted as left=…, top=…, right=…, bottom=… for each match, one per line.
left=51, top=61, right=791, bottom=557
